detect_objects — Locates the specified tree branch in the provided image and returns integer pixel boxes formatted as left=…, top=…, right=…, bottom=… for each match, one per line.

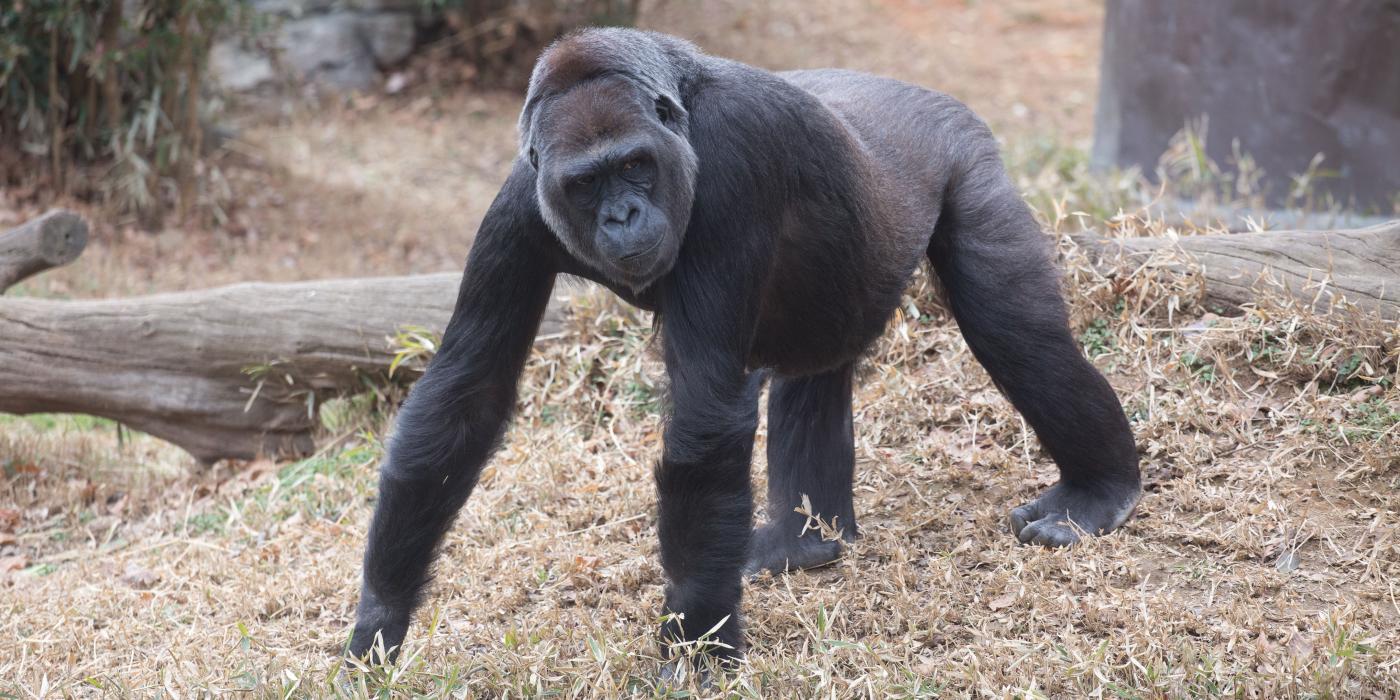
left=0, top=209, right=89, bottom=293
left=0, top=274, right=568, bottom=462
left=1073, top=220, right=1400, bottom=319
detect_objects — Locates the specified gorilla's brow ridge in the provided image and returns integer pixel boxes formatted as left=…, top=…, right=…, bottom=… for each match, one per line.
left=527, top=70, right=654, bottom=118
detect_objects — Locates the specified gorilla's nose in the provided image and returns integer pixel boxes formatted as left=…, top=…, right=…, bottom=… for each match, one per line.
left=599, top=205, right=658, bottom=266
left=601, top=203, right=641, bottom=232
left=600, top=203, right=654, bottom=263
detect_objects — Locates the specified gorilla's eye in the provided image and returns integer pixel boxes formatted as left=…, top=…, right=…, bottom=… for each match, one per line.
left=528, top=148, right=539, bottom=169
left=622, top=159, right=641, bottom=171
left=655, top=99, right=672, bottom=124
left=575, top=174, right=596, bottom=186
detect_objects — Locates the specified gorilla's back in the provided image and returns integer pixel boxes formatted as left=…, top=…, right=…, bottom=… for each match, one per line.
left=737, top=68, right=996, bottom=374
left=780, top=68, right=995, bottom=234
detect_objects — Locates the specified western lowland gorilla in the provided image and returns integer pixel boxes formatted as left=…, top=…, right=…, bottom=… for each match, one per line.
left=348, top=28, right=1140, bottom=663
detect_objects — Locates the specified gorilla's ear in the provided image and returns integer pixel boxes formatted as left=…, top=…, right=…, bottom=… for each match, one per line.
left=654, top=94, right=687, bottom=131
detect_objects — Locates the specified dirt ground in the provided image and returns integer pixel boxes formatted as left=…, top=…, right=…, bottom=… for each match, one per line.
left=3, top=0, right=1399, bottom=697
left=7, top=0, right=1102, bottom=298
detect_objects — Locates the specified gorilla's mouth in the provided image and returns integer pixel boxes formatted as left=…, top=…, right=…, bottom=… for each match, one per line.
left=611, top=237, right=671, bottom=290
left=618, top=238, right=662, bottom=263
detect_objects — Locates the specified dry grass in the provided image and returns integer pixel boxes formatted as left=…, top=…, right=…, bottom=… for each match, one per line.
left=4, top=0, right=1400, bottom=697
left=4, top=201, right=1397, bottom=696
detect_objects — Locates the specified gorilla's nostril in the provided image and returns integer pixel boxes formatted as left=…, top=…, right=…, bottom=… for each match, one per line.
left=604, top=204, right=638, bottom=228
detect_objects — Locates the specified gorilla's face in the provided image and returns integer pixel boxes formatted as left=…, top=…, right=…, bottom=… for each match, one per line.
left=528, top=77, right=697, bottom=291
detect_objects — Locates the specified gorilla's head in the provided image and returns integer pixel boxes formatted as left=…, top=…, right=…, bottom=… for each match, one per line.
left=519, top=29, right=701, bottom=291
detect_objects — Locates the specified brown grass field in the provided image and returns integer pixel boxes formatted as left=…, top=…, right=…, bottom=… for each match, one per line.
left=2, top=0, right=1398, bottom=697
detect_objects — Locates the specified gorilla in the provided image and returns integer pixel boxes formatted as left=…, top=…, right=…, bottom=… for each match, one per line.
left=348, top=28, right=1140, bottom=663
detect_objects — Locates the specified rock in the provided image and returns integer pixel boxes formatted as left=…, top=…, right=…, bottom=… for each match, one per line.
left=345, top=0, right=425, bottom=10
left=251, top=0, right=423, bottom=16
left=277, top=14, right=378, bottom=90
left=208, top=41, right=276, bottom=92
left=249, top=0, right=339, bottom=17
left=1092, top=0, right=1400, bottom=209
left=358, top=12, right=417, bottom=67
left=215, top=6, right=419, bottom=92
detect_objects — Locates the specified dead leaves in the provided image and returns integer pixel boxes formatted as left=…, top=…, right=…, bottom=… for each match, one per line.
left=0, top=507, right=20, bottom=532
left=120, top=561, right=160, bottom=590
left=985, top=591, right=1018, bottom=611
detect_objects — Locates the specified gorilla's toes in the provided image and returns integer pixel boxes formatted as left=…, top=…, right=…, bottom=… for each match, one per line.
left=1008, top=508, right=1082, bottom=546
left=658, top=661, right=715, bottom=691
left=745, top=523, right=847, bottom=577
left=1007, top=482, right=1140, bottom=547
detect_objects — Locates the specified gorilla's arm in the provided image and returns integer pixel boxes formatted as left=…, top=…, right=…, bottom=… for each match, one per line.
left=349, top=161, right=558, bottom=661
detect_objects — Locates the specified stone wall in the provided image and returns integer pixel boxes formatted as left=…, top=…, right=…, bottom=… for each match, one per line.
left=210, top=0, right=427, bottom=92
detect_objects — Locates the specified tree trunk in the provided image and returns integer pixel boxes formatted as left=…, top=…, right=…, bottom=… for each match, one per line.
left=0, top=274, right=568, bottom=463
left=0, top=210, right=89, bottom=292
left=1074, top=220, right=1400, bottom=320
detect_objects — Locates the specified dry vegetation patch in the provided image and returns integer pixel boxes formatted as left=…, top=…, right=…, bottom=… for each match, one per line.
left=3, top=205, right=1397, bottom=696
left=3, top=0, right=1398, bottom=696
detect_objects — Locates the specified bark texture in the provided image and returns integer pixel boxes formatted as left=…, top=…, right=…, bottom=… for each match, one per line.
left=0, top=209, right=88, bottom=292
left=0, top=274, right=567, bottom=462
left=1075, top=221, right=1400, bottom=319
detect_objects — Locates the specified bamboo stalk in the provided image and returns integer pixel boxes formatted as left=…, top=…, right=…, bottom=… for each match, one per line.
left=100, top=0, right=123, bottom=142
left=176, top=5, right=204, bottom=221
left=48, top=26, right=66, bottom=193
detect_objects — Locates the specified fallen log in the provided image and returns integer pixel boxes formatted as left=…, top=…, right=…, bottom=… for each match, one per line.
left=0, top=209, right=89, bottom=292
left=0, top=275, right=568, bottom=462
left=1074, top=220, right=1400, bottom=320
left=0, top=211, right=1394, bottom=463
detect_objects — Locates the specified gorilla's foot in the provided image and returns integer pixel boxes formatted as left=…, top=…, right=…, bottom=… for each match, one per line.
left=345, top=592, right=409, bottom=664
left=658, top=660, right=717, bottom=691
left=744, top=522, right=850, bottom=576
left=1008, top=481, right=1141, bottom=547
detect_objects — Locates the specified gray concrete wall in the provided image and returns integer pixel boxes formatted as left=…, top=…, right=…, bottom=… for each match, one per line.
left=1092, top=0, right=1400, bottom=210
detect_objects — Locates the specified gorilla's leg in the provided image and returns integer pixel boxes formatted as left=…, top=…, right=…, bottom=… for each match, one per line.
left=746, top=363, right=858, bottom=575
left=655, top=365, right=761, bottom=660
left=929, top=162, right=1140, bottom=547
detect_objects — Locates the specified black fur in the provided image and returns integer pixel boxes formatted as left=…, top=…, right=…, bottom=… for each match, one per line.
left=748, top=363, right=858, bottom=575
left=348, top=28, right=1140, bottom=663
